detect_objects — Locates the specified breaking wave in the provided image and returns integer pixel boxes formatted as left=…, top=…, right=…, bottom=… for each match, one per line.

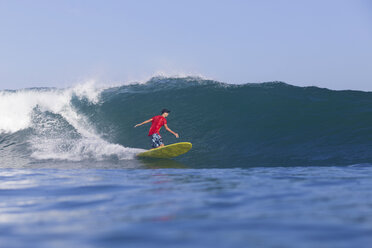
left=1, top=76, right=372, bottom=168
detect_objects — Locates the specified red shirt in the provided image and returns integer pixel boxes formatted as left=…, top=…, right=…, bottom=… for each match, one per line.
left=148, top=115, right=167, bottom=136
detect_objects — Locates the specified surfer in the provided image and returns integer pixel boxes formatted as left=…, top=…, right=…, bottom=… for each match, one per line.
left=134, top=109, right=179, bottom=148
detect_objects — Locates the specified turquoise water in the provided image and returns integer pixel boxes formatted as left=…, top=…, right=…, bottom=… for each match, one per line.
left=2, top=77, right=372, bottom=167
left=1, top=165, right=372, bottom=248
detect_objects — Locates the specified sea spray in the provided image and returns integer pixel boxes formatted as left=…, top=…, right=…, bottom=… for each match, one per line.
left=0, top=82, right=144, bottom=165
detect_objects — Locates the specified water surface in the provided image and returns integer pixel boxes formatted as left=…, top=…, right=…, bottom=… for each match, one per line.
left=1, top=165, right=371, bottom=248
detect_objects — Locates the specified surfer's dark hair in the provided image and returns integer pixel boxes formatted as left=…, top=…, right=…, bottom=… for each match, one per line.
left=161, top=109, right=171, bottom=114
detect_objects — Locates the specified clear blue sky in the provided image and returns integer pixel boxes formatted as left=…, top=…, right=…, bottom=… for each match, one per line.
left=0, top=0, right=371, bottom=90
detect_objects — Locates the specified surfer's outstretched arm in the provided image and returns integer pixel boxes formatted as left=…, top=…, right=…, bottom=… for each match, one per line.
left=134, top=118, right=152, bottom=128
left=164, top=124, right=179, bottom=138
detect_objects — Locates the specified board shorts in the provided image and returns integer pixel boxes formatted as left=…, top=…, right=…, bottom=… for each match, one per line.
left=150, top=133, right=164, bottom=148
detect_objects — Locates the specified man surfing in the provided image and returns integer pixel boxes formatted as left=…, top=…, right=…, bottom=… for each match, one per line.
left=134, top=109, right=179, bottom=148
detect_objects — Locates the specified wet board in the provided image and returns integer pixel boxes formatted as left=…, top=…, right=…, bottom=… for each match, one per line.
left=137, top=142, right=192, bottom=159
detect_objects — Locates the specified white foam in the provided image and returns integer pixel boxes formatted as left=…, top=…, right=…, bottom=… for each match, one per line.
left=0, top=82, right=145, bottom=161
left=30, top=136, right=145, bottom=161
left=0, top=89, right=68, bottom=133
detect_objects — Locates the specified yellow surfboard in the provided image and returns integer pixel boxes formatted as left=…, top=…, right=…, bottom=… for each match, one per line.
left=137, top=142, right=192, bottom=159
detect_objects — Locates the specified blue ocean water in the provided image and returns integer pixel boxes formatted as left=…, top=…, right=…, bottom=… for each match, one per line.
left=1, top=77, right=372, bottom=247
left=1, top=165, right=372, bottom=248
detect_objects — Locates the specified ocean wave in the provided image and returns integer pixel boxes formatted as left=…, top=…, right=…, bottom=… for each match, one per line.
left=1, top=77, right=372, bottom=168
